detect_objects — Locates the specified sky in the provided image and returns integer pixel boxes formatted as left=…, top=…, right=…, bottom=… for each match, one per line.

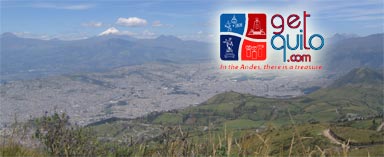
left=1, top=0, right=383, bottom=41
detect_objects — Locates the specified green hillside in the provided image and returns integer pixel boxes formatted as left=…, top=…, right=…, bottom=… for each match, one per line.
left=3, top=68, right=383, bottom=156
left=330, top=67, right=383, bottom=88
left=140, top=68, right=383, bottom=128
left=87, top=67, right=383, bottom=156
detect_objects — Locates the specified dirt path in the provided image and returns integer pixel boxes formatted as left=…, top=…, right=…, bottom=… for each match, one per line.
left=377, top=122, right=384, bottom=132
left=322, top=129, right=342, bottom=145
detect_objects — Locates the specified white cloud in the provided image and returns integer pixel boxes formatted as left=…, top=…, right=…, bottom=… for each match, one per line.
left=142, top=30, right=156, bottom=38
left=13, top=31, right=90, bottom=40
left=120, top=31, right=137, bottom=36
left=177, top=32, right=214, bottom=42
left=53, top=33, right=90, bottom=40
left=98, top=28, right=155, bottom=39
left=82, top=21, right=103, bottom=27
left=63, top=5, right=92, bottom=10
left=33, top=3, right=94, bottom=10
left=152, top=21, right=175, bottom=28
left=152, top=20, right=174, bottom=27
left=116, top=17, right=147, bottom=27
left=152, top=21, right=163, bottom=27
left=13, top=32, right=51, bottom=40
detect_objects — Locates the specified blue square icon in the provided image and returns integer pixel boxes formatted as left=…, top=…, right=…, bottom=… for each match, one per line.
left=220, top=35, right=241, bottom=61
left=220, top=14, right=246, bottom=35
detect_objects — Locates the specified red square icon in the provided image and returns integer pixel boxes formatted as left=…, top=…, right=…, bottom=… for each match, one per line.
left=245, top=14, right=267, bottom=39
left=241, top=39, right=266, bottom=60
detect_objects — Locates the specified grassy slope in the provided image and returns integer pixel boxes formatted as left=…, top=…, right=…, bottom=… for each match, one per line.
left=146, top=84, right=382, bottom=127
left=89, top=68, right=384, bottom=156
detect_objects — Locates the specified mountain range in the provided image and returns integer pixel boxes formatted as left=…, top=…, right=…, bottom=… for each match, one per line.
left=324, top=33, right=383, bottom=72
left=0, top=32, right=211, bottom=81
left=1, top=32, right=383, bottom=81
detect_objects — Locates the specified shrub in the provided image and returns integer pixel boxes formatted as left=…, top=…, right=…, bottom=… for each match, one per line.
left=34, top=112, right=98, bottom=156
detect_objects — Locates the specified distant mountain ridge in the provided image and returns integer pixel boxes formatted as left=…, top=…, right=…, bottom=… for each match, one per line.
left=327, top=33, right=358, bottom=43
left=1, top=32, right=383, bottom=81
left=324, top=33, right=384, bottom=72
left=330, top=67, right=384, bottom=88
left=0, top=32, right=212, bottom=81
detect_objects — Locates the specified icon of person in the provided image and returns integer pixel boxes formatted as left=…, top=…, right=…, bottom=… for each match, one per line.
left=223, top=38, right=233, bottom=53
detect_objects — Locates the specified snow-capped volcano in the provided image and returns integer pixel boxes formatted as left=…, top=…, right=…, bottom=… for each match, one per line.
left=98, top=27, right=120, bottom=36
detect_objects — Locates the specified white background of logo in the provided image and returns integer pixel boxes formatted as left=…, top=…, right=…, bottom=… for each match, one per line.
left=212, top=7, right=327, bottom=75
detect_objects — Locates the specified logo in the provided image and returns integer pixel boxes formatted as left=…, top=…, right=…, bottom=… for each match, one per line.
left=219, top=11, right=325, bottom=71
left=220, top=13, right=267, bottom=61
